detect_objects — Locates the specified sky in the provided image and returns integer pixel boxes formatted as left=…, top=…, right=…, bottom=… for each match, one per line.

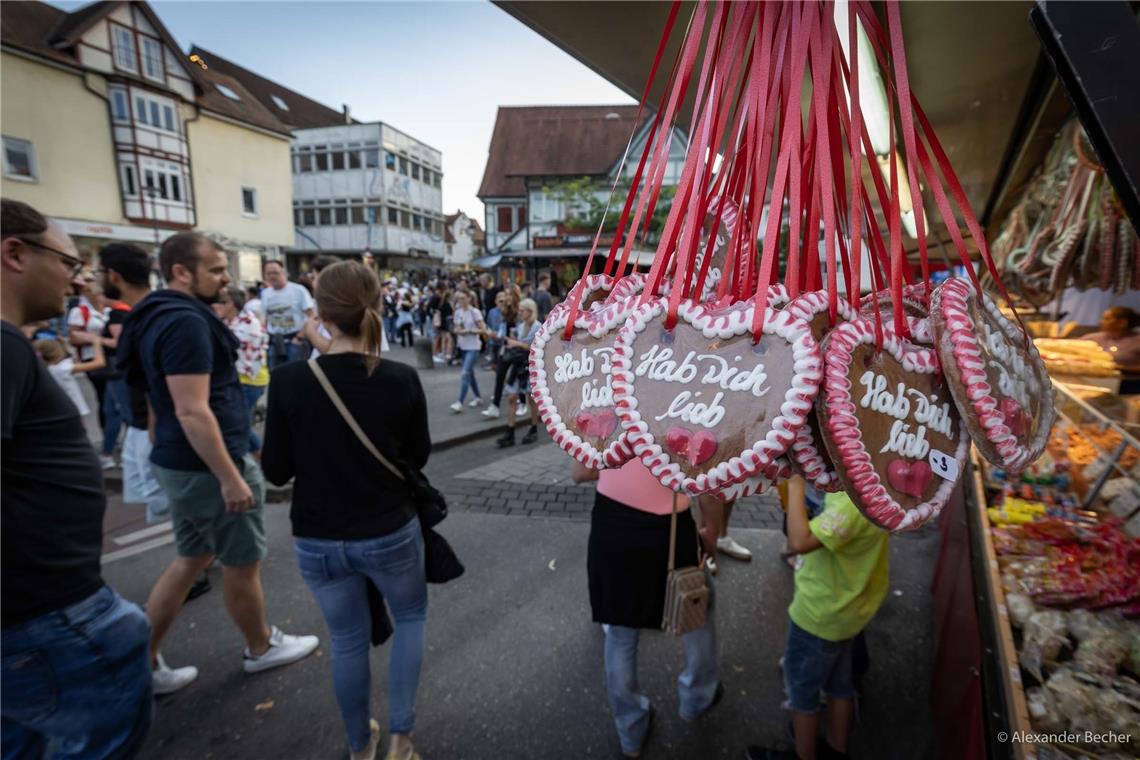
left=50, top=0, right=634, bottom=225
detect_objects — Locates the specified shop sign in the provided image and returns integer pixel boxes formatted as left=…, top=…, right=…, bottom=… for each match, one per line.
left=52, top=218, right=174, bottom=244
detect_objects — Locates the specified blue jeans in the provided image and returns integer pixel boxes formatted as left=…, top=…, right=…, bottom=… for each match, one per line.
left=384, top=316, right=398, bottom=343
left=457, top=349, right=482, bottom=403
left=602, top=604, right=718, bottom=753
left=101, top=379, right=130, bottom=456
left=294, top=518, right=427, bottom=750
left=783, top=620, right=856, bottom=714
left=241, top=384, right=265, bottom=452
left=1, top=586, right=153, bottom=760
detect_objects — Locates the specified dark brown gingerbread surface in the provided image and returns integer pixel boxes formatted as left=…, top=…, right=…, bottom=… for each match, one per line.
left=543, top=329, right=621, bottom=449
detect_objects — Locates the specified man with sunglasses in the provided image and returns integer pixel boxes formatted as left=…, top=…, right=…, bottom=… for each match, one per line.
left=1, top=199, right=154, bottom=757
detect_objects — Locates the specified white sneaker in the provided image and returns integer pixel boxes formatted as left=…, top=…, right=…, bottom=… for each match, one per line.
left=152, top=653, right=198, bottom=695
left=717, top=536, right=753, bottom=561
left=242, top=626, right=320, bottom=674
left=515, top=403, right=528, bottom=417
left=468, top=397, right=483, bottom=408
left=432, top=356, right=445, bottom=364
left=481, top=404, right=500, bottom=419
left=449, top=401, right=463, bottom=413
left=99, top=454, right=116, bottom=470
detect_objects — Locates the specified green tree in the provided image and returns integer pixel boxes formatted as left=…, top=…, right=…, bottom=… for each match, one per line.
left=542, top=177, right=677, bottom=242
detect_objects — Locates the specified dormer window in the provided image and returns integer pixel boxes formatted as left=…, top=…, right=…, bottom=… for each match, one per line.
left=271, top=95, right=289, bottom=111
left=216, top=84, right=241, bottom=101
left=112, top=25, right=137, bottom=73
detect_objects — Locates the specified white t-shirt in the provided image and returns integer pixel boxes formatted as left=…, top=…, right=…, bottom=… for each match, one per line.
left=260, top=282, right=314, bottom=335
left=310, top=321, right=389, bottom=359
left=67, top=300, right=107, bottom=361
left=453, top=307, right=484, bottom=352
left=47, top=359, right=90, bottom=416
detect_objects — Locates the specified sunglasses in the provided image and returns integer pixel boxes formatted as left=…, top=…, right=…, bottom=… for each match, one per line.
left=18, top=237, right=86, bottom=277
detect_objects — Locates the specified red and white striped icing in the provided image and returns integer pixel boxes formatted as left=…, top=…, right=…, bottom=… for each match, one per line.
left=546, top=273, right=615, bottom=323
left=930, top=278, right=1053, bottom=473
left=820, top=318, right=969, bottom=532
left=529, top=294, right=639, bottom=469
left=611, top=297, right=822, bottom=494
left=713, top=457, right=793, bottom=501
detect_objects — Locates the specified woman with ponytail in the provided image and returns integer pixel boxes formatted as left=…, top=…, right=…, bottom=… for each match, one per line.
left=263, top=261, right=430, bottom=760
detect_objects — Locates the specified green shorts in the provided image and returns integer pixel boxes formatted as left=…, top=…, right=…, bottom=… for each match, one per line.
left=152, top=454, right=268, bottom=567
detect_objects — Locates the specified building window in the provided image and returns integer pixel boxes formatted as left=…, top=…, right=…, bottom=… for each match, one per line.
left=350, top=206, right=366, bottom=225
left=398, top=157, right=408, bottom=176
left=242, top=187, right=258, bottom=216
left=136, top=96, right=148, bottom=125
left=216, top=83, right=242, bottom=101
left=413, top=214, right=423, bottom=231
left=433, top=171, right=441, bottom=188
left=298, top=154, right=312, bottom=172
left=111, top=89, right=129, bottom=122
left=347, top=150, right=361, bottom=170
left=163, top=105, right=176, bottom=132
left=517, top=205, right=528, bottom=228
left=149, top=101, right=161, bottom=127
left=334, top=207, right=348, bottom=225
left=331, top=151, right=345, bottom=171
left=497, top=206, right=513, bottom=233
left=318, top=208, right=331, bottom=225
left=271, top=94, right=290, bottom=111
left=385, top=152, right=396, bottom=171
left=314, top=152, right=328, bottom=172
left=2, top=137, right=36, bottom=181
left=411, top=164, right=420, bottom=181
left=387, top=207, right=398, bottom=225
left=142, top=37, right=164, bottom=81
left=363, top=149, right=380, bottom=169
left=121, top=164, right=137, bottom=196
left=399, top=211, right=410, bottom=229
left=302, top=209, right=316, bottom=226
left=112, top=25, right=137, bottom=73
left=170, top=174, right=182, bottom=202
left=294, top=209, right=302, bottom=226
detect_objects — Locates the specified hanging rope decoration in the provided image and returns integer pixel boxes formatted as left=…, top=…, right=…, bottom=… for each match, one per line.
left=528, top=0, right=1053, bottom=531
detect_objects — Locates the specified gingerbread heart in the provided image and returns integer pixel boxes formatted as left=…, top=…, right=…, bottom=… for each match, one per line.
left=529, top=293, right=638, bottom=469
left=713, top=457, right=793, bottom=502
left=546, top=273, right=614, bottom=323
left=930, top=278, right=1054, bottom=473
left=612, top=297, right=821, bottom=494
left=817, top=318, right=968, bottom=532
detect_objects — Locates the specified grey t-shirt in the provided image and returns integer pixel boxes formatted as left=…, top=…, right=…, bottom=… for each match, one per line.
left=261, top=282, right=314, bottom=335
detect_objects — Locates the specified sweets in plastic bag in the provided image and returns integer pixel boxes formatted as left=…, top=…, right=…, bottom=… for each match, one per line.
left=1021, top=610, right=1069, bottom=682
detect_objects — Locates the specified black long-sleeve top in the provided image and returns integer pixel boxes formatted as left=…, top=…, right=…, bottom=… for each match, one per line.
left=262, top=353, right=431, bottom=540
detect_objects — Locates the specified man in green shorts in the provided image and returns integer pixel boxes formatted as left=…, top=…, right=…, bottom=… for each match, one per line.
left=118, top=232, right=319, bottom=696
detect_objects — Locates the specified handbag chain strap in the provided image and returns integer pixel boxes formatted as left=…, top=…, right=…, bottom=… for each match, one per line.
left=308, top=358, right=406, bottom=484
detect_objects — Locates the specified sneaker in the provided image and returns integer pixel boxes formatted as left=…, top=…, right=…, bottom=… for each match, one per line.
left=468, top=397, right=483, bottom=408
left=99, top=454, right=116, bottom=470
left=242, top=626, right=320, bottom=674
left=717, top=536, right=753, bottom=562
left=432, top=356, right=445, bottom=364
left=515, top=402, right=528, bottom=417
left=152, top=653, right=198, bottom=695
left=448, top=401, right=463, bottom=413
left=481, top=404, right=500, bottom=419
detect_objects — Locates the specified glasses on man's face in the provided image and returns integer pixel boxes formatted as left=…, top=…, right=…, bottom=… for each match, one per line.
left=17, top=237, right=86, bottom=277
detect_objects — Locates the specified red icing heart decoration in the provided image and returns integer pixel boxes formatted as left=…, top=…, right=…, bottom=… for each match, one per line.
left=665, top=427, right=719, bottom=467
left=612, top=297, right=821, bottom=494
left=930, top=278, right=1054, bottom=473
left=817, top=318, right=968, bottom=532
left=886, top=459, right=933, bottom=498
left=529, top=293, right=638, bottom=469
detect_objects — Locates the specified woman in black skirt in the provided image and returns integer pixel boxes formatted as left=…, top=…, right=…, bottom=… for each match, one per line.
left=572, top=458, right=723, bottom=758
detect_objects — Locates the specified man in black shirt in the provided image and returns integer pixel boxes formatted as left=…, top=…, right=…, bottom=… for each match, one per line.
left=1, top=199, right=153, bottom=757
left=535, top=271, right=555, bottom=320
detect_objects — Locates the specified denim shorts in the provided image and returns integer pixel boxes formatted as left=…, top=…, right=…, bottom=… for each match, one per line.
left=783, top=620, right=856, bottom=713
left=152, top=454, right=267, bottom=566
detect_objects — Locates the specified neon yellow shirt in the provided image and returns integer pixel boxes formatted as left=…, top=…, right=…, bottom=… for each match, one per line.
left=788, top=491, right=890, bottom=642
left=241, top=364, right=270, bottom=387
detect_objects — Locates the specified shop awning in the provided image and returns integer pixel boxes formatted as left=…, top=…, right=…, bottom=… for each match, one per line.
left=498, top=247, right=657, bottom=266
left=470, top=254, right=503, bottom=269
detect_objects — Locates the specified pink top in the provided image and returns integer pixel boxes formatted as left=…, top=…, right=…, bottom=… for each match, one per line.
left=597, top=459, right=690, bottom=516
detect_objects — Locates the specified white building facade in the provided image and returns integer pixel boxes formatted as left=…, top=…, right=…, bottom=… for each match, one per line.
left=291, top=122, right=444, bottom=270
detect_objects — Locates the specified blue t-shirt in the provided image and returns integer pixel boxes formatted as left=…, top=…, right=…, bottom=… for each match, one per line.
left=127, top=292, right=249, bottom=471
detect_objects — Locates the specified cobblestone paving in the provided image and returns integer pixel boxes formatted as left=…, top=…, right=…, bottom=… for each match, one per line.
left=439, top=442, right=785, bottom=529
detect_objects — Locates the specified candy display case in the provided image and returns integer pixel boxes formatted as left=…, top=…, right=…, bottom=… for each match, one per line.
left=953, top=380, right=1140, bottom=760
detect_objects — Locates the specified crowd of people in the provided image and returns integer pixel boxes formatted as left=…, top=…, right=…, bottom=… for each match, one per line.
left=2, top=196, right=897, bottom=760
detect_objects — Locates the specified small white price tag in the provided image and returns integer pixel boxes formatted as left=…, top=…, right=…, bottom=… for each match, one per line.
left=929, top=449, right=959, bottom=481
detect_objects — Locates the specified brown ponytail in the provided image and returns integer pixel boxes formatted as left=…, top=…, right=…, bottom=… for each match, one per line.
left=314, top=261, right=384, bottom=374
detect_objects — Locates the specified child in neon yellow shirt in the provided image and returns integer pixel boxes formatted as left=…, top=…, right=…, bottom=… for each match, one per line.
left=747, top=476, right=889, bottom=760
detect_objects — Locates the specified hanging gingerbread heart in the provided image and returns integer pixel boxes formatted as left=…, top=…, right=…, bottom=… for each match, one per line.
left=930, top=278, right=1054, bottom=473
left=817, top=318, right=968, bottom=532
left=530, top=295, right=640, bottom=469
left=859, top=284, right=934, bottom=343
left=612, top=297, right=821, bottom=494
left=784, top=290, right=863, bottom=492
left=546, top=273, right=614, bottom=326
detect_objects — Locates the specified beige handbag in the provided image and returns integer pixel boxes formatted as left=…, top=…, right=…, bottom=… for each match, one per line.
left=661, top=493, right=709, bottom=636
